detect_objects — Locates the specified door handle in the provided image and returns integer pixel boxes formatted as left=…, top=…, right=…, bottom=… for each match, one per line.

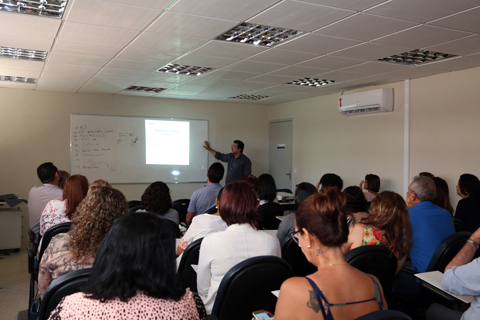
left=286, top=171, right=291, bottom=180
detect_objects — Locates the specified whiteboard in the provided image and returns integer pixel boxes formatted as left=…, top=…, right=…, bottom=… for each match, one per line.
left=70, top=114, right=208, bottom=184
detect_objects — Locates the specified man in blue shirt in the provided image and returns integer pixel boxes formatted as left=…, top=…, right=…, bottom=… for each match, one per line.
left=406, top=175, right=455, bottom=272
left=203, top=140, right=251, bottom=185
left=186, top=162, right=224, bottom=225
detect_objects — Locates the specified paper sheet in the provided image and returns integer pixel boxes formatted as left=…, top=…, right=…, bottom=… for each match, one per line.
left=415, top=271, right=473, bottom=304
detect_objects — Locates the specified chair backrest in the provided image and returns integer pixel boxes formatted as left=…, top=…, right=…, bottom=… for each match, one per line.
left=129, top=205, right=143, bottom=213
left=281, top=237, right=316, bottom=277
left=259, top=202, right=283, bottom=230
left=355, top=310, right=413, bottom=320
left=39, top=268, right=92, bottom=320
left=211, top=256, right=293, bottom=320
left=344, top=245, right=397, bottom=303
left=127, top=200, right=142, bottom=209
left=453, top=218, right=464, bottom=233
left=172, top=199, right=190, bottom=224
left=38, top=222, right=72, bottom=263
left=425, top=231, right=471, bottom=272
left=205, top=205, right=217, bottom=214
left=276, top=188, right=293, bottom=194
left=177, top=237, right=204, bottom=292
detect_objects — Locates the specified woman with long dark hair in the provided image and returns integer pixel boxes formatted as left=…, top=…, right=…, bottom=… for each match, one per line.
left=455, top=174, right=480, bottom=232
left=48, top=212, right=207, bottom=320
left=432, top=177, right=454, bottom=216
left=360, top=174, right=380, bottom=202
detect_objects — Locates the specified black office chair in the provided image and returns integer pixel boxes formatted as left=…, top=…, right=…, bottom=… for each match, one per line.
left=259, top=202, right=283, bottom=230
left=344, top=245, right=397, bottom=305
left=17, top=268, right=92, bottom=320
left=161, top=216, right=181, bottom=238
left=205, top=205, right=217, bottom=214
left=127, top=200, right=142, bottom=209
left=425, top=231, right=471, bottom=272
left=172, top=199, right=190, bottom=225
left=281, top=237, right=316, bottom=277
left=276, top=188, right=293, bottom=194
left=211, top=256, right=293, bottom=320
left=355, top=310, right=413, bottom=320
left=453, top=218, right=464, bottom=233
left=177, top=238, right=204, bottom=292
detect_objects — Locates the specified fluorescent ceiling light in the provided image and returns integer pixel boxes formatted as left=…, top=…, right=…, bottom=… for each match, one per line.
left=125, top=86, right=166, bottom=93
left=216, top=23, right=302, bottom=47
left=157, top=64, right=213, bottom=76
left=286, top=78, right=335, bottom=87
left=0, top=75, right=37, bottom=83
left=229, top=94, right=271, bottom=100
left=378, top=49, right=457, bottom=66
left=0, top=0, right=67, bottom=18
left=0, top=46, right=47, bottom=62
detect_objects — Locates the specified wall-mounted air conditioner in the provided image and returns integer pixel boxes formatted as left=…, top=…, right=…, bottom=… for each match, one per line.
left=339, top=88, right=393, bottom=116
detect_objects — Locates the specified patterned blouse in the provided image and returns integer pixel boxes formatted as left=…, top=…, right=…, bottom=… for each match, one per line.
left=40, top=200, right=70, bottom=236
left=39, top=231, right=94, bottom=297
left=48, top=290, right=207, bottom=320
left=361, top=224, right=398, bottom=257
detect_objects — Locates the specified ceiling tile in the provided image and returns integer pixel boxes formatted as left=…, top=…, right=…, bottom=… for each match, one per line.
left=147, top=11, right=239, bottom=39
left=339, top=61, right=410, bottom=74
left=223, top=60, right=287, bottom=73
left=296, top=55, right=366, bottom=70
left=372, top=25, right=472, bottom=48
left=170, top=0, right=281, bottom=21
left=418, top=56, right=480, bottom=72
left=0, top=82, right=36, bottom=90
left=314, top=13, right=418, bottom=42
left=246, top=48, right=317, bottom=65
left=248, top=0, right=355, bottom=32
left=52, top=39, right=125, bottom=58
left=0, top=12, right=61, bottom=38
left=331, top=43, right=413, bottom=60
left=0, top=59, right=44, bottom=72
left=424, top=35, right=480, bottom=56
left=106, top=59, right=168, bottom=73
left=96, top=69, right=148, bottom=79
left=102, top=0, right=174, bottom=9
left=296, top=0, right=389, bottom=11
left=0, top=67, right=41, bottom=78
left=130, top=32, right=208, bottom=55
left=116, top=47, right=179, bottom=62
left=47, top=52, right=111, bottom=68
left=137, top=72, right=195, bottom=85
left=171, top=54, right=238, bottom=69
left=269, top=65, right=330, bottom=77
left=277, top=34, right=361, bottom=55
left=36, top=73, right=89, bottom=92
left=191, top=41, right=268, bottom=60
left=43, top=63, right=99, bottom=79
left=79, top=78, right=124, bottom=93
left=116, top=90, right=158, bottom=97
left=173, top=76, right=238, bottom=91
left=67, top=0, right=163, bottom=30
left=365, top=0, right=480, bottom=24
left=313, top=70, right=368, bottom=82
left=0, top=33, right=54, bottom=52
left=246, top=74, right=297, bottom=84
left=428, top=7, right=480, bottom=33
left=201, top=70, right=258, bottom=81
left=59, top=22, right=139, bottom=46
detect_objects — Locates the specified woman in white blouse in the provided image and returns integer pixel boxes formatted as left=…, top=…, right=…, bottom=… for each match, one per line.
left=39, top=174, right=88, bottom=236
left=197, top=180, right=281, bottom=314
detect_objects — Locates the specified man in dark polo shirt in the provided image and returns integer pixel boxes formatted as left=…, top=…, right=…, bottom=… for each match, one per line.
left=203, top=140, right=251, bottom=185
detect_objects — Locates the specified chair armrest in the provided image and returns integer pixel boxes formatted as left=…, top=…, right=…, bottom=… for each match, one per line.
left=421, top=281, right=467, bottom=305
left=26, top=242, right=36, bottom=274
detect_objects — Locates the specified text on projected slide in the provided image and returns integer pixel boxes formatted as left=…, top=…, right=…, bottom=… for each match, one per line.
left=145, top=120, right=190, bottom=165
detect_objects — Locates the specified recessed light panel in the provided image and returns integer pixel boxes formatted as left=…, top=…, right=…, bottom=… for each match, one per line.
left=156, top=64, right=213, bottom=76
left=0, top=0, right=67, bottom=18
left=0, top=46, right=48, bottom=62
left=125, top=86, right=166, bottom=93
left=378, top=49, right=457, bottom=66
left=229, top=94, right=271, bottom=100
left=286, top=78, right=335, bottom=87
left=216, top=23, right=303, bottom=47
left=0, top=75, right=37, bottom=83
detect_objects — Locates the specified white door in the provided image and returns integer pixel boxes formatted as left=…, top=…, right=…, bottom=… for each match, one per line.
left=269, top=120, right=293, bottom=191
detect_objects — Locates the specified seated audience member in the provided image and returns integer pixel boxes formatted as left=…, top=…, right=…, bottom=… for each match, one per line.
left=273, top=188, right=387, bottom=320
left=87, top=179, right=112, bottom=195
left=28, top=162, right=63, bottom=235
left=257, top=173, right=277, bottom=205
left=406, top=176, right=455, bottom=273
left=426, top=226, right=480, bottom=320
left=177, top=188, right=228, bottom=257
left=455, top=174, right=480, bottom=233
left=186, top=162, right=224, bottom=225
left=48, top=212, right=207, bottom=320
left=197, top=181, right=281, bottom=314
left=58, top=170, right=70, bottom=189
left=343, top=186, right=370, bottom=226
left=276, top=182, right=317, bottom=247
left=39, top=174, right=88, bottom=236
left=419, top=172, right=435, bottom=179
left=316, top=173, right=343, bottom=192
left=140, top=181, right=179, bottom=225
left=360, top=174, right=380, bottom=202
left=39, top=187, right=128, bottom=297
left=343, top=191, right=412, bottom=274
left=241, top=174, right=259, bottom=194
left=433, top=177, right=454, bottom=216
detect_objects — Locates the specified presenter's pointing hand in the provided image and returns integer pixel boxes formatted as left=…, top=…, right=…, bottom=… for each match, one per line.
left=203, top=141, right=210, bottom=150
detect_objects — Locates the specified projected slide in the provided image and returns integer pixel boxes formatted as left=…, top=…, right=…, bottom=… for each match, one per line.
left=145, top=120, right=190, bottom=165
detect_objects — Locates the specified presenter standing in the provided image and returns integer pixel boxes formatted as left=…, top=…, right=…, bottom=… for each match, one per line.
left=203, top=140, right=251, bottom=185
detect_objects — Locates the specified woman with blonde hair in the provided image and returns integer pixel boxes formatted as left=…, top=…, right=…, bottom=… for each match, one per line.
left=39, top=187, right=128, bottom=296
left=344, top=191, right=412, bottom=274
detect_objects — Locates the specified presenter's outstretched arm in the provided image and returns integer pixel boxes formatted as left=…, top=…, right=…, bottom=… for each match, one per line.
left=203, top=141, right=217, bottom=157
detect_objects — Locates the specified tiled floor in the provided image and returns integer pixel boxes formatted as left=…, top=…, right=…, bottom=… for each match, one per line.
left=0, top=247, right=29, bottom=320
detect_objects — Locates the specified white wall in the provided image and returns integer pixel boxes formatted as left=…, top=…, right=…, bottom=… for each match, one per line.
left=0, top=89, right=270, bottom=243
